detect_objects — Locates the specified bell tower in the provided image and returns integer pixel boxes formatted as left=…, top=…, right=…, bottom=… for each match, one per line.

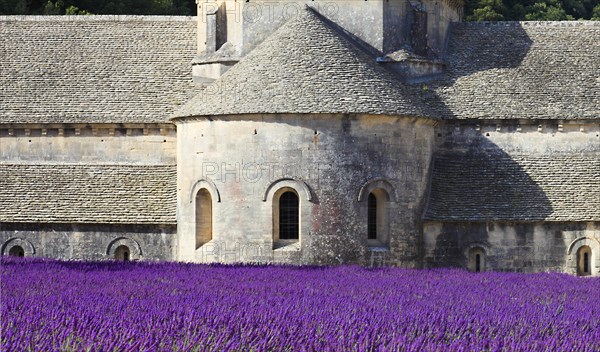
left=192, top=0, right=463, bottom=83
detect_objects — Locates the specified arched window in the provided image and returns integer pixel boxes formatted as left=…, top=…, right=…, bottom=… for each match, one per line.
left=279, top=191, right=299, bottom=240
left=468, top=247, right=485, bottom=273
left=265, top=180, right=311, bottom=250
left=367, top=193, right=377, bottom=240
left=9, top=245, right=24, bottom=257
left=577, top=246, right=592, bottom=276
left=365, top=189, right=389, bottom=247
left=196, top=188, right=213, bottom=248
left=115, top=245, right=130, bottom=261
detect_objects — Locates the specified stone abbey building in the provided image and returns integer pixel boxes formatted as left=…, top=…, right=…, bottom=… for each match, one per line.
left=1, top=1, right=598, bottom=275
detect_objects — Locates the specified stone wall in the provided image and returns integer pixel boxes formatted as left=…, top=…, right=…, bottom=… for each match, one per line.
left=423, top=221, right=600, bottom=275
left=196, top=0, right=460, bottom=55
left=423, top=119, right=600, bottom=274
left=193, top=0, right=462, bottom=82
left=0, top=124, right=176, bottom=164
left=435, top=120, right=600, bottom=155
left=424, top=0, right=462, bottom=56
left=0, top=223, right=176, bottom=261
left=176, top=114, right=436, bottom=266
left=0, top=123, right=178, bottom=260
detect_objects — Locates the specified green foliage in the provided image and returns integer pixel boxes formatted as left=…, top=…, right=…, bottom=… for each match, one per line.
left=1, top=0, right=598, bottom=20
left=465, top=0, right=600, bottom=21
left=43, top=0, right=63, bottom=15
left=524, top=0, right=574, bottom=20
left=0, top=0, right=196, bottom=15
left=65, top=5, right=90, bottom=15
left=466, top=0, right=506, bottom=21
left=593, top=4, right=600, bottom=19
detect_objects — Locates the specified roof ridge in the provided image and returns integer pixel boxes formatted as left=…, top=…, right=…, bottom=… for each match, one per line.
left=457, top=20, right=600, bottom=27
left=0, top=162, right=177, bottom=167
left=0, top=15, right=196, bottom=22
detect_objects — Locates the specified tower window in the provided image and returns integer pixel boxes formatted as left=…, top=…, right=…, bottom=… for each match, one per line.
left=279, top=191, right=299, bottom=240
left=410, top=4, right=428, bottom=57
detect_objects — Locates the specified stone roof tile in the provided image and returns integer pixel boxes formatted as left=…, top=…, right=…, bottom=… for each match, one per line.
left=424, top=155, right=600, bottom=221
left=174, top=7, right=434, bottom=119
left=0, top=163, right=176, bottom=224
left=0, top=16, right=199, bottom=124
left=433, top=21, right=600, bottom=120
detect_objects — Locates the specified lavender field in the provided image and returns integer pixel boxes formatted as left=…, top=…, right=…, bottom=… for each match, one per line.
left=1, top=258, right=599, bottom=351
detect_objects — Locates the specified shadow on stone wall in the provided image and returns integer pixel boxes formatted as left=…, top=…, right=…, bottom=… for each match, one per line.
left=425, top=136, right=558, bottom=270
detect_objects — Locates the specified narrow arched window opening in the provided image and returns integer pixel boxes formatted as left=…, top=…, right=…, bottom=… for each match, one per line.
left=468, top=247, right=485, bottom=273
left=196, top=188, right=213, bottom=249
left=115, top=245, right=130, bottom=261
left=365, top=188, right=389, bottom=247
left=577, top=246, right=592, bottom=276
left=279, top=191, right=299, bottom=240
left=367, top=193, right=377, bottom=240
left=9, top=246, right=25, bottom=257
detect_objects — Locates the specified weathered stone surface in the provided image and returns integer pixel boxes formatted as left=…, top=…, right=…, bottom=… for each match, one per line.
left=425, top=122, right=600, bottom=221
left=175, top=8, right=435, bottom=119
left=425, top=155, right=600, bottom=221
left=0, top=164, right=176, bottom=224
left=431, top=21, right=600, bottom=120
left=0, top=16, right=199, bottom=124
left=0, top=124, right=176, bottom=164
left=0, top=9, right=599, bottom=275
left=175, top=114, right=436, bottom=266
left=423, top=221, right=600, bottom=275
left=0, top=223, right=176, bottom=261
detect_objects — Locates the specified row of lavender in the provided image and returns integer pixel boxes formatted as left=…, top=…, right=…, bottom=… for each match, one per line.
left=1, top=257, right=599, bottom=351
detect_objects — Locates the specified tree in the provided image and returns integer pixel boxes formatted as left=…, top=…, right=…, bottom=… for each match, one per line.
left=43, top=0, right=63, bottom=15
left=593, top=3, right=600, bottom=19
left=466, top=0, right=506, bottom=21
left=464, top=0, right=600, bottom=21
left=524, top=1, right=574, bottom=20
left=1, top=0, right=598, bottom=20
left=0, top=0, right=196, bottom=15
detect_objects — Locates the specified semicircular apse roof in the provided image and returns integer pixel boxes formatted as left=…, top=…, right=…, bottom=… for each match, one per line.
left=173, top=7, right=434, bottom=119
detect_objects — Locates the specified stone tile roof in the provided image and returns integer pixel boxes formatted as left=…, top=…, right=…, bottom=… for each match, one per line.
left=174, top=7, right=434, bottom=119
left=0, top=163, right=176, bottom=224
left=0, top=16, right=199, bottom=124
left=433, top=21, right=600, bottom=120
left=424, top=155, right=600, bottom=221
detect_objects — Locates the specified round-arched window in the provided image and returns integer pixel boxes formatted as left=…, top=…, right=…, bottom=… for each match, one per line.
left=114, top=245, right=130, bottom=261
left=577, top=245, right=592, bottom=276
left=279, top=191, right=299, bottom=240
left=9, top=245, right=25, bottom=257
